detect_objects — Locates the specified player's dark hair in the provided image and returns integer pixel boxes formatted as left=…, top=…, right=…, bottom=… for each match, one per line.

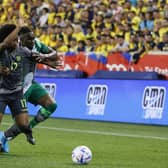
left=18, top=26, right=32, bottom=36
left=0, top=24, right=16, bottom=43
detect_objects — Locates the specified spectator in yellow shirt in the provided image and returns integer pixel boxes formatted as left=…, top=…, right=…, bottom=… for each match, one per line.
left=62, top=24, right=74, bottom=45
left=0, top=7, right=7, bottom=24
left=68, top=37, right=78, bottom=52
left=72, top=24, right=86, bottom=42
left=157, top=31, right=168, bottom=51
left=39, top=27, right=49, bottom=45
left=85, top=37, right=95, bottom=52
left=56, top=37, right=69, bottom=53
left=158, top=19, right=168, bottom=41
left=129, top=11, right=141, bottom=31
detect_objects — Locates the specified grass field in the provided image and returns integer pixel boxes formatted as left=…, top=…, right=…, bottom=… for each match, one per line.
left=0, top=114, right=168, bottom=168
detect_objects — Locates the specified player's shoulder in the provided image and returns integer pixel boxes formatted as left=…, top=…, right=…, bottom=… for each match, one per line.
left=16, top=46, right=32, bottom=57
left=35, top=38, right=43, bottom=47
left=35, top=38, right=48, bottom=47
left=34, top=38, right=49, bottom=53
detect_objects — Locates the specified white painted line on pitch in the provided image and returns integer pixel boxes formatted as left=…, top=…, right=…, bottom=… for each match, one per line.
left=2, top=122, right=168, bottom=141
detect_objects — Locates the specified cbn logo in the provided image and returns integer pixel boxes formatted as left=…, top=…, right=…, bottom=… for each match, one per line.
left=142, top=86, right=166, bottom=119
left=86, top=85, right=108, bottom=105
left=142, top=86, right=166, bottom=109
left=86, top=85, right=108, bottom=116
left=41, top=83, right=56, bottom=98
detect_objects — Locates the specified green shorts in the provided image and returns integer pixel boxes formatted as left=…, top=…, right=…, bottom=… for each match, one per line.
left=24, top=81, right=48, bottom=105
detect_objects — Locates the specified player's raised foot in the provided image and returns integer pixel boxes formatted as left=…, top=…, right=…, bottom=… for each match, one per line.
left=0, top=131, right=9, bottom=153
left=26, top=134, right=36, bottom=145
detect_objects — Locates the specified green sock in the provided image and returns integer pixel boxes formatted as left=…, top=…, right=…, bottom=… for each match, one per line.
left=29, top=104, right=57, bottom=128
left=29, top=119, right=38, bottom=128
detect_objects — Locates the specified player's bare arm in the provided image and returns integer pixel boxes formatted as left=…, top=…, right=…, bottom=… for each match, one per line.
left=0, top=18, right=25, bottom=51
left=32, top=47, right=58, bottom=61
left=32, top=49, right=63, bottom=69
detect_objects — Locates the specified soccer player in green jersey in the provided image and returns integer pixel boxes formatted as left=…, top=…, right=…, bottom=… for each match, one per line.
left=2, top=26, right=62, bottom=151
left=19, top=26, right=62, bottom=128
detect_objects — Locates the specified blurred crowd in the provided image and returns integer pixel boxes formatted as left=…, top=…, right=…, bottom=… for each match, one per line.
left=0, top=0, right=168, bottom=59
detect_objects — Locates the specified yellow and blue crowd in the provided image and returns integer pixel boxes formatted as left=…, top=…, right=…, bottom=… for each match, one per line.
left=0, top=0, right=168, bottom=59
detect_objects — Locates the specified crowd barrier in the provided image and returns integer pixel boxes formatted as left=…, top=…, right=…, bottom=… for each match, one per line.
left=36, top=69, right=87, bottom=78
left=37, top=51, right=168, bottom=79
left=89, top=71, right=161, bottom=80
left=5, top=77, right=168, bottom=125
left=36, top=69, right=161, bottom=80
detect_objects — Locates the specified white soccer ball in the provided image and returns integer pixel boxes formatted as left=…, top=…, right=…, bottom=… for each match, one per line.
left=72, top=145, right=92, bottom=164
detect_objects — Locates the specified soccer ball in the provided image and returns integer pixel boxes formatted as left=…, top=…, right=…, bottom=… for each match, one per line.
left=72, top=145, right=92, bottom=164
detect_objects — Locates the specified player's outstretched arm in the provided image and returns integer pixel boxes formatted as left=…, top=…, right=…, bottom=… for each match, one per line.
left=0, top=18, right=25, bottom=51
left=32, top=47, right=57, bottom=61
left=32, top=45, right=63, bottom=69
left=32, top=51, right=63, bottom=69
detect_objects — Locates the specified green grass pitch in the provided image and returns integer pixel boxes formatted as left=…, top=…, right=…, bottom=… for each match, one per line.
left=0, top=114, right=168, bottom=168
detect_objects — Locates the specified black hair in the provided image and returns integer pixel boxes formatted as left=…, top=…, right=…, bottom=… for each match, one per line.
left=0, top=24, right=16, bottom=43
left=18, top=26, right=32, bottom=36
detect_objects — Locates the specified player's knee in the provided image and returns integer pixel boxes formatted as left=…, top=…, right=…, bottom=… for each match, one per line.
left=46, top=103, right=57, bottom=114
left=34, top=103, right=57, bottom=122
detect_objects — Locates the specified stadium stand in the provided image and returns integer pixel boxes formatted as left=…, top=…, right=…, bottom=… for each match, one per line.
left=0, top=0, right=168, bottom=79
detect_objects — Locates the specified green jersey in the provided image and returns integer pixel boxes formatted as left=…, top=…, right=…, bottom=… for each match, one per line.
left=23, top=38, right=50, bottom=94
left=34, top=38, right=50, bottom=54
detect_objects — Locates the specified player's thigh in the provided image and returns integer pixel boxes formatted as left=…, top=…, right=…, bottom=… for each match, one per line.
left=8, top=97, right=29, bottom=125
left=37, top=94, right=55, bottom=107
left=27, top=83, right=51, bottom=105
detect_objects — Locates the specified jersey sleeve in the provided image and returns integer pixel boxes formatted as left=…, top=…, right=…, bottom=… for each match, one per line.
left=34, top=38, right=50, bottom=54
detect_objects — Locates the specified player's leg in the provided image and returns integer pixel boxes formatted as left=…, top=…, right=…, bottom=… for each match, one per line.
left=14, top=113, right=35, bottom=145
left=0, top=111, right=3, bottom=151
left=4, top=95, right=35, bottom=147
left=29, top=94, right=57, bottom=128
left=0, top=113, right=3, bottom=123
left=0, top=102, right=6, bottom=152
left=27, top=83, right=57, bottom=128
left=3, top=83, right=56, bottom=144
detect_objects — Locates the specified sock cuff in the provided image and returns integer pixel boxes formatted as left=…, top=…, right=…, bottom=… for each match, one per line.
left=45, top=103, right=57, bottom=113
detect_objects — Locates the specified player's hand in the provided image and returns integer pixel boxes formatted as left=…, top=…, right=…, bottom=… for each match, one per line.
left=0, top=67, right=10, bottom=75
left=51, top=55, right=64, bottom=69
left=17, top=14, right=27, bottom=27
left=31, top=52, right=43, bottom=62
left=55, top=55, right=64, bottom=67
left=42, top=55, right=64, bottom=69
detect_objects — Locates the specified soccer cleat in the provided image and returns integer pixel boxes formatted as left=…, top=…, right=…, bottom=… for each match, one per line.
left=0, top=131, right=9, bottom=153
left=26, top=134, right=36, bottom=145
